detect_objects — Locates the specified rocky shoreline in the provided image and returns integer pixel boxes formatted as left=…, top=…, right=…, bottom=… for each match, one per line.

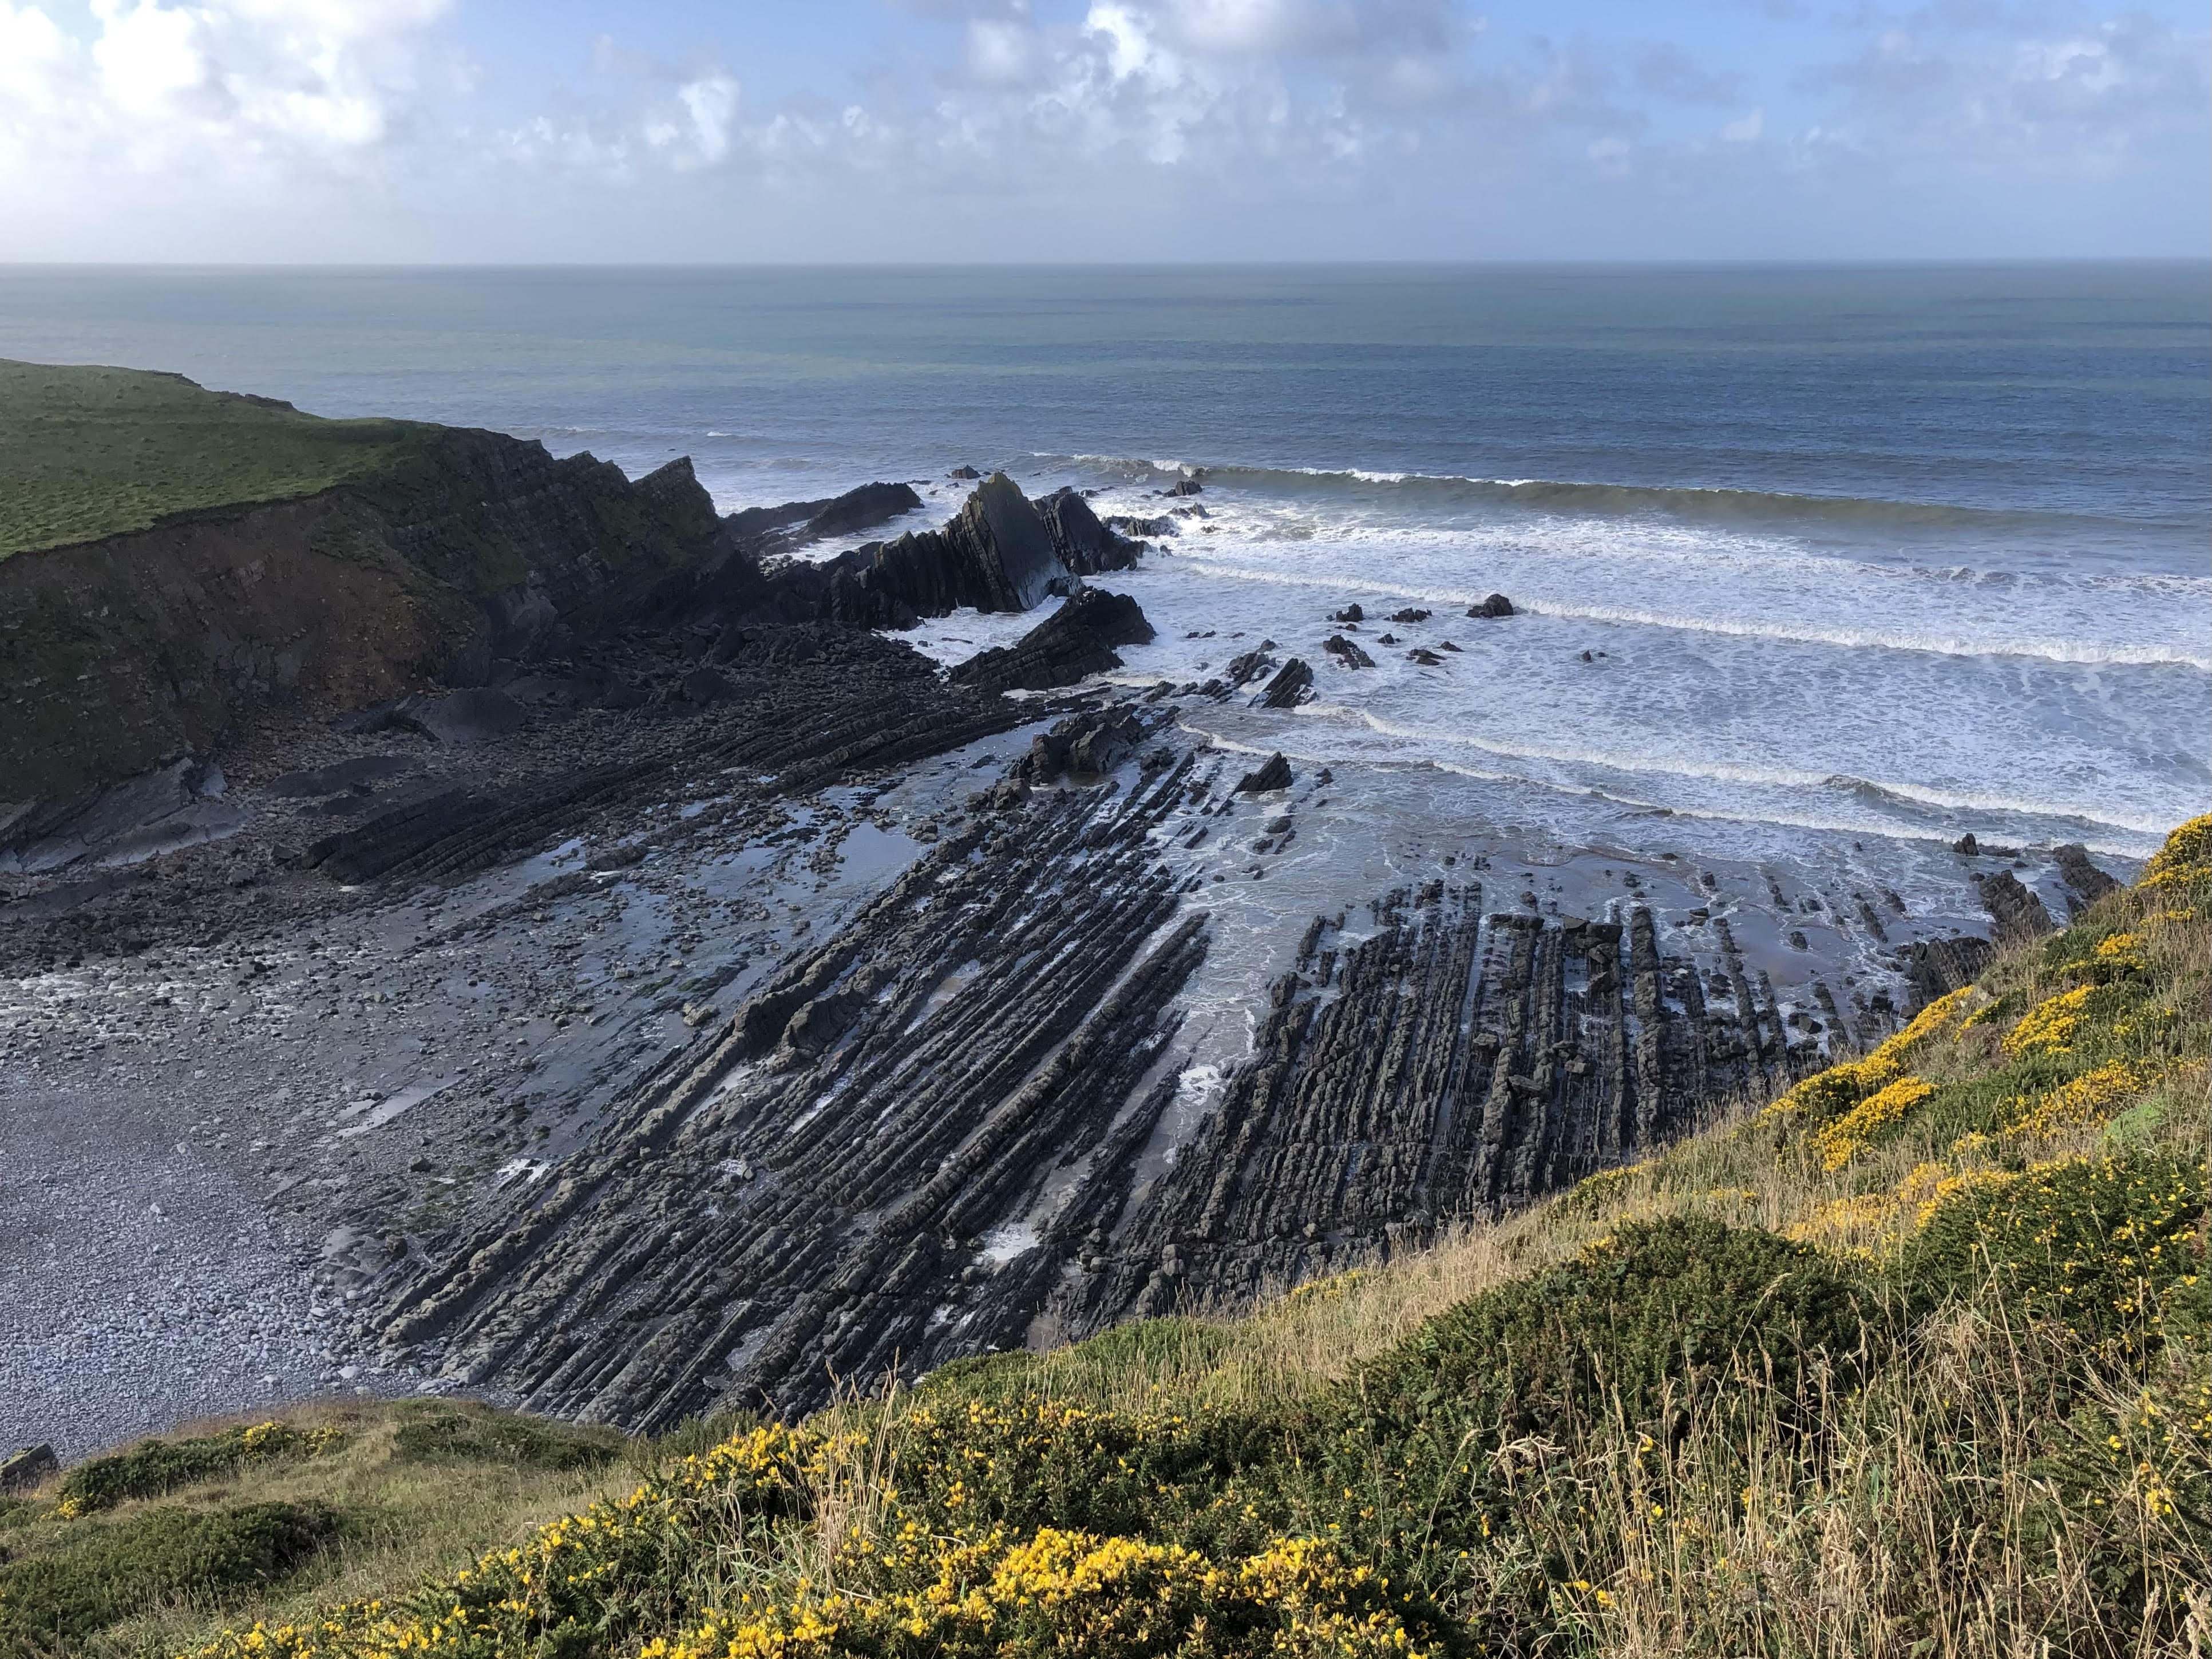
left=1, top=467, right=2124, bottom=1455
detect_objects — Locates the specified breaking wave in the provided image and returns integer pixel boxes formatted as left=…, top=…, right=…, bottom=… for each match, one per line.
left=1169, top=557, right=2212, bottom=672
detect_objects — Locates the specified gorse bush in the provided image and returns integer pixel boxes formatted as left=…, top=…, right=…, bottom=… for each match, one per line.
left=1898, top=1150, right=2210, bottom=1362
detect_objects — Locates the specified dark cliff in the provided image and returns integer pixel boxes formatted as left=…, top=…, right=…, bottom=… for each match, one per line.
left=0, top=428, right=722, bottom=800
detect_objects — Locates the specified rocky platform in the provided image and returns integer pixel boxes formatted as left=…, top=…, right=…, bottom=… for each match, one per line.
left=2, top=464, right=2124, bottom=1452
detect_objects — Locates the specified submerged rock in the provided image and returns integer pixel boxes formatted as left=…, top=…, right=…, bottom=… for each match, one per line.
left=1224, top=642, right=1277, bottom=688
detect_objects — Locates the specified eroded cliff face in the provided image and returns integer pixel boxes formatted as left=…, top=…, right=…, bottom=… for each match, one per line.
left=0, top=431, right=721, bottom=801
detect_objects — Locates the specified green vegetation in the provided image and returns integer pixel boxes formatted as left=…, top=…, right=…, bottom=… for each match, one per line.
left=0, top=1402, right=631, bottom=1659
left=0, top=360, right=432, bottom=559
left=2, top=821, right=2204, bottom=1658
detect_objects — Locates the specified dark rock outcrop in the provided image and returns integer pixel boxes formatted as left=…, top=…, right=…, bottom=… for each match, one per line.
left=1324, top=634, right=1376, bottom=669
left=1978, top=870, right=2055, bottom=945
left=1035, top=488, right=1141, bottom=575
left=0, top=1443, right=57, bottom=1493
left=1902, top=935, right=1997, bottom=1012
left=1013, top=708, right=1153, bottom=783
left=811, top=474, right=1073, bottom=629
left=1389, top=608, right=1431, bottom=623
left=1467, top=593, right=1515, bottom=619
left=0, top=756, right=240, bottom=875
left=1257, top=659, right=1313, bottom=708
left=1234, top=752, right=1294, bottom=794
left=1, top=428, right=723, bottom=800
left=2053, top=844, right=2122, bottom=914
left=374, top=775, right=1210, bottom=1425
left=1332, top=605, right=1364, bottom=623
left=950, top=589, right=1155, bottom=695
left=796, top=482, right=923, bottom=543
left=1050, top=886, right=1829, bottom=1338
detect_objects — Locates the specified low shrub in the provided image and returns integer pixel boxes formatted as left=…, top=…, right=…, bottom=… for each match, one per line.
left=1347, top=1216, right=1875, bottom=1444
left=389, top=1403, right=622, bottom=1472
left=0, top=1502, right=341, bottom=1644
left=58, top=1423, right=343, bottom=1515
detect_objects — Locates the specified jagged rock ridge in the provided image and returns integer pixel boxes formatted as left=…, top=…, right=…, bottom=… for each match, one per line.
left=1052, top=884, right=1829, bottom=1331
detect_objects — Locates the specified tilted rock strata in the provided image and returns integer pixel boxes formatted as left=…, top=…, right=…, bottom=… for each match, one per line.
left=949, top=589, right=1157, bottom=694
left=376, top=756, right=1208, bottom=1428
left=1052, top=886, right=1829, bottom=1333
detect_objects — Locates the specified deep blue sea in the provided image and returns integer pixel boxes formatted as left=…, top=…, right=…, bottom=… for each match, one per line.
left=2, top=263, right=2205, bottom=858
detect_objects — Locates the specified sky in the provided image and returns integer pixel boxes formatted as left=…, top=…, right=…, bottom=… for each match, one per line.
left=0, top=0, right=2206, bottom=262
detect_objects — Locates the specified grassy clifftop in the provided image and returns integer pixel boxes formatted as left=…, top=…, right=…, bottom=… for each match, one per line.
left=0, top=361, right=435, bottom=560
left=4, top=821, right=2206, bottom=1658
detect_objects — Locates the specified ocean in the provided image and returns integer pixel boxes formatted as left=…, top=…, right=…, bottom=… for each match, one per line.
left=2, top=262, right=2205, bottom=863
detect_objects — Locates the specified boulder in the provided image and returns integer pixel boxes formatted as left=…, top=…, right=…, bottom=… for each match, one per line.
left=1234, top=752, right=1295, bottom=795
left=1012, top=709, right=1149, bottom=783
left=1408, top=648, right=1443, bottom=666
left=1952, top=832, right=1979, bottom=856
left=0, top=1443, right=57, bottom=1493
left=267, top=756, right=413, bottom=798
left=1224, top=642, right=1277, bottom=686
left=1977, top=870, right=2055, bottom=946
left=1167, top=479, right=1203, bottom=496
left=1467, top=593, right=1515, bottom=619
left=1388, top=607, right=1431, bottom=623
left=949, top=590, right=1155, bottom=696
left=1036, top=487, right=1141, bottom=574
left=1257, top=659, right=1313, bottom=708
left=678, top=667, right=738, bottom=706
left=950, top=465, right=982, bottom=480
left=1332, top=604, right=1365, bottom=623
left=1324, top=634, right=1376, bottom=669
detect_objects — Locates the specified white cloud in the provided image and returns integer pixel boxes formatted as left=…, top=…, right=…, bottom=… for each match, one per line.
left=0, top=0, right=2202, bottom=259
left=0, top=0, right=452, bottom=183
left=1721, top=106, right=1763, bottom=142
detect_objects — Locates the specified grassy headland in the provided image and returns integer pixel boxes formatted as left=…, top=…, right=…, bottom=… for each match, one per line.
left=0, top=361, right=430, bottom=560
left=3, top=819, right=2205, bottom=1658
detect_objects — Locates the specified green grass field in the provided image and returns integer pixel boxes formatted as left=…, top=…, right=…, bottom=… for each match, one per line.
left=0, top=361, right=433, bottom=559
